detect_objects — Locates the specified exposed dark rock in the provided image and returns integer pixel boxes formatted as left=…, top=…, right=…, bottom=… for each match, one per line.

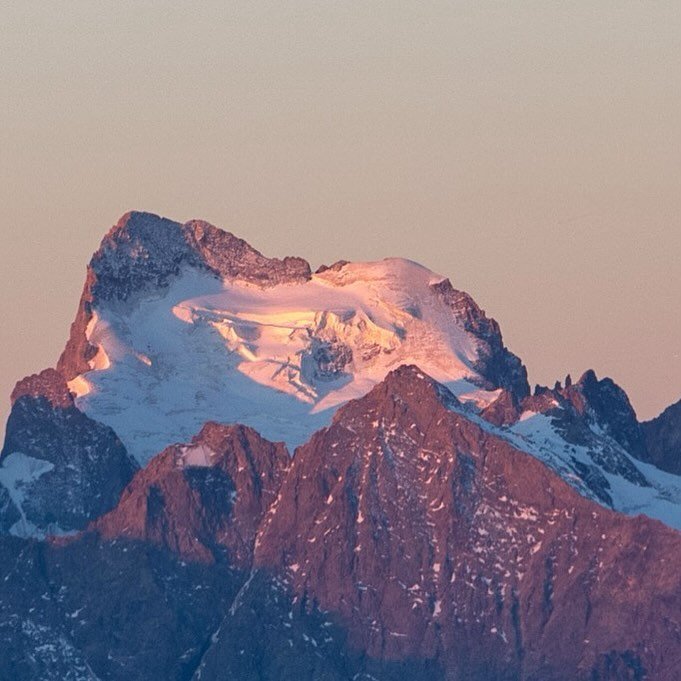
left=184, top=218, right=311, bottom=287
left=0, top=536, right=97, bottom=681
left=301, top=336, right=353, bottom=383
left=430, top=279, right=530, bottom=400
left=0, top=485, right=20, bottom=533
left=570, top=370, right=646, bottom=459
left=88, top=212, right=311, bottom=304
left=518, top=372, right=650, bottom=491
left=192, top=570, right=354, bottom=681
left=640, top=397, right=681, bottom=475
left=0, top=371, right=137, bottom=534
left=0, top=533, right=244, bottom=681
left=57, top=269, right=99, bottom=380
left=193, top=568, right=449, bottom=681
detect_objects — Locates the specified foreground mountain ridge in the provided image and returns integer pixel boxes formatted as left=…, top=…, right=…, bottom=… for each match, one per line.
left=1, top=366, right=680, bottom=680
left=0, top=211, right=680, bottom=680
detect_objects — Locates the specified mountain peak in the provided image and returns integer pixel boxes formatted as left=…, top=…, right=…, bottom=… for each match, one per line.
left=57, top=212, right=312, bottom=379
left=335, top=363, right=462, bottom=418
left=92, top=421, right=288, bottom=564
left=52, top=212, right=531, bottom=462
left=255, top=354, right=681, bottom=675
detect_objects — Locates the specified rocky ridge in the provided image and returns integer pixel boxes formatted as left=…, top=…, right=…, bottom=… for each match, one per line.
left=93, top=422, right=288, bottom=565
left=477, top=370, right=656, bottom=508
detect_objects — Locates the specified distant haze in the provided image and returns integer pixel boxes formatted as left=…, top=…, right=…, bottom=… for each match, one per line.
left=1, top=1, right=680, bottom=439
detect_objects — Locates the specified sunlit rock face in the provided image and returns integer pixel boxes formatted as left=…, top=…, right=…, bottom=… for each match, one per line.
left=252, top=366, right=681, bottom=680
left=92, top=422, right=289, bottom=566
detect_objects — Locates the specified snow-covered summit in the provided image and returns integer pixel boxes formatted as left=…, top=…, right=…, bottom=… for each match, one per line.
left=60, top=212, right=527, bottom=464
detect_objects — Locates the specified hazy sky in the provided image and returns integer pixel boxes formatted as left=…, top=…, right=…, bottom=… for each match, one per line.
left=1, top=1, right=680, bottom=434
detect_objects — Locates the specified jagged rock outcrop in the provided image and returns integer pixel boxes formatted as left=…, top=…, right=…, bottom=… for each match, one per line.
left=92, top=423, right=289, bottom=564
left=477, top=371, right=654, bottom=505
left=566, top=370, right=646, bottom=459
left=430, top=279, right=530, bottom=400
left=536, top=371, right=649, bottom=487
left=86, top=213, right=312, bottom=303
left=640, top=398, right=681, bottom=475
left=0, top=369, right=137, bottom=534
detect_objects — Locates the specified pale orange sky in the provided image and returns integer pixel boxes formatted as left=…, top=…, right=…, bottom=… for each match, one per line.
left=1, top=1, right=680, bottom=436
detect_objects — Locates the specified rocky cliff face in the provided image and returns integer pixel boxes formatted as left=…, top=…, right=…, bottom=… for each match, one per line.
left=92, top=422, right=289, bottom=565
left=640, top=398, right=681, bottom=475
left=482, top=369, right=645, bottom=455
left=253, top=366, right=681, bottom=680
left=562, top=370, right=646, bottom=459
left=0, top=369, right=137, bottom=535
left=430, top=279, right=529, bottom=400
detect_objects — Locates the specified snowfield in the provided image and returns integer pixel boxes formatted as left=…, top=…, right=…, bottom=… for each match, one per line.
left=69, top=259, right=497, bottom=465
left=506, top=411, right=681, bottom=530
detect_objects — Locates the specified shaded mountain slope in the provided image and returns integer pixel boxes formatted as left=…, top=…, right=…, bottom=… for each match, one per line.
left=641, top=398, right=681, bottom=475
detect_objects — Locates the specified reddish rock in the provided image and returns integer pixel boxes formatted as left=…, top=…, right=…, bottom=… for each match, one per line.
left=254, top=365, right=681, bottom=680
left=56, top=268, right=99, bottom=380
left=93, top=423, right=289, bottom=565
left=480, top=388, right=520, bottom=426
left=11, top=368, right=75, bottom=409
